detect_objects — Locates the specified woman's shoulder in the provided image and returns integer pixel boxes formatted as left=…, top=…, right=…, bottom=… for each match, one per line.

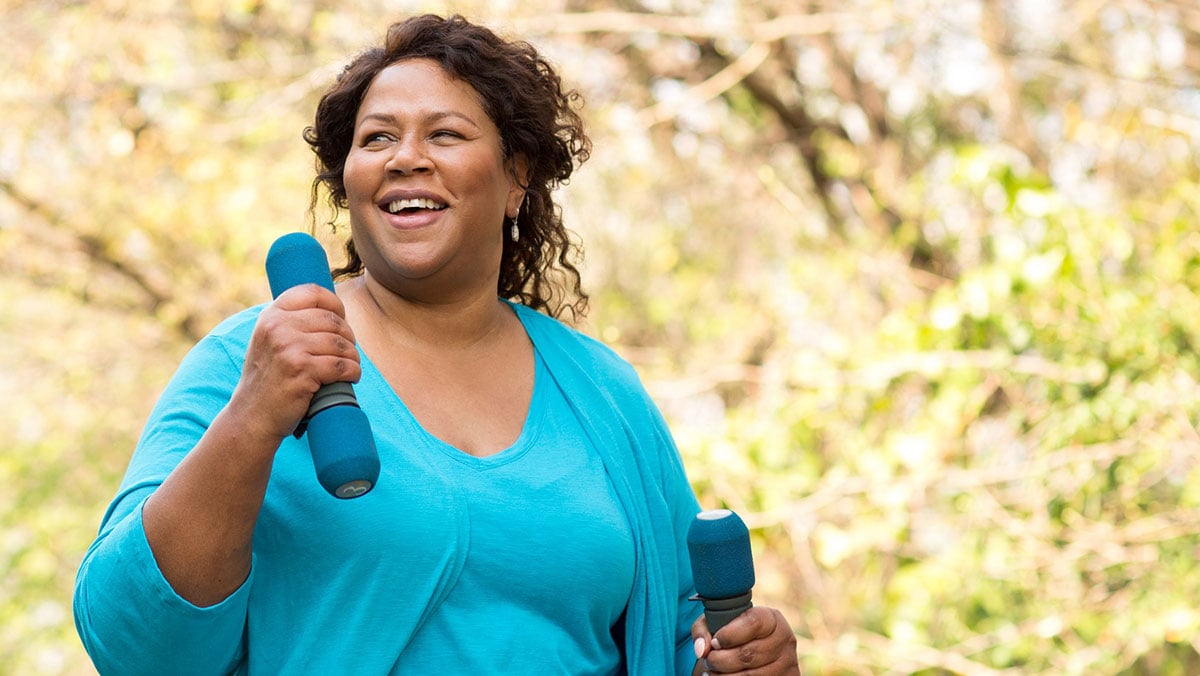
left=200, top=304, right=266, bottom=344
left=209, top=304, right=266, bottom=337
left=510, top=302, right=648, bottom=399
left=177, top=304, right=267, bottom=367
left=512, top=303, right=632, bottom=367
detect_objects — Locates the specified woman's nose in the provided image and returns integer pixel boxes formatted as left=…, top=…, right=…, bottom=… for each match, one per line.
left=384, top=136, right=432, bottom=174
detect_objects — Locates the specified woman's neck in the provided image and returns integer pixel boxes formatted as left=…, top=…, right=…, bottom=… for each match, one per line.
left=340, top=273, right=512, bottom=355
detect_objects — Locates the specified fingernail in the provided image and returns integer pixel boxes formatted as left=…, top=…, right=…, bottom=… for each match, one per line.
left=712, top=637, right=722, bottom=650
left=694, top=637, right=705, bottom=659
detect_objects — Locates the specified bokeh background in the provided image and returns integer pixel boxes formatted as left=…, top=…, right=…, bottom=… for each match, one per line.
left=5, top=0, right=1200, bottom=673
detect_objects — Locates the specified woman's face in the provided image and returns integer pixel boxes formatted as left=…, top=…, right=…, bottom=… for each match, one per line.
left=343, top=58, right=525, bottom=300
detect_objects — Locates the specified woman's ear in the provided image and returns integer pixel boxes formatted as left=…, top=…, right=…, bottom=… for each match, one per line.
left=506, top=154, right=530, bottom=218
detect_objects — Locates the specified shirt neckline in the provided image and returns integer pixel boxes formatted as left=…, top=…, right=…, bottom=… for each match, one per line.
left=356, top=316, right=546, bottom=470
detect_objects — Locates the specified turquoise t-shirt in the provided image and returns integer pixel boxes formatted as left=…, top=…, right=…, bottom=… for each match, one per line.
left=394, top=351, right=635, bottom=674
left=74, top=301, right=701, bottom=675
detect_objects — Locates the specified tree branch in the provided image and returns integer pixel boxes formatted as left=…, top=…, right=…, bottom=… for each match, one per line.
left=636, top=41, right=771, bottom=127
left=0, top=178, right=205, bottom=342
left=511, top=9, right=895, bottom=42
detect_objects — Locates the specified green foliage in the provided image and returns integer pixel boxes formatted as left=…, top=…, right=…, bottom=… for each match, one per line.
left=4, top=0, right=1200, bottom=674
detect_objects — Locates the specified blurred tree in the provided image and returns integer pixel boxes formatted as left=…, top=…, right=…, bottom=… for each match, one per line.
left=3, top=0, right=1200, bottom=673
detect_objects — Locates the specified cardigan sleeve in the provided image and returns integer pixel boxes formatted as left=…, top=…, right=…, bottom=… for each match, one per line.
left=73, top=311, right=259, bottom=675
left=73, top=495, right=252, bottom=675
left=582, top=333, right=704, bottom=674
left=642, top=387, right=705, bottom=676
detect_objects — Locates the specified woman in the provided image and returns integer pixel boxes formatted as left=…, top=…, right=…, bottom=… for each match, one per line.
left=74, top=14, right=799, bottom=675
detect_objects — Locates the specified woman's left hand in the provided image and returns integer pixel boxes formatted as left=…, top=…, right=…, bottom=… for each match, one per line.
left=691, top=606, right=800, bottom=675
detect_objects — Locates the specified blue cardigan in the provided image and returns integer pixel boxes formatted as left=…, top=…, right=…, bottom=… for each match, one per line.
left=74, top=301, right=702, bottom=674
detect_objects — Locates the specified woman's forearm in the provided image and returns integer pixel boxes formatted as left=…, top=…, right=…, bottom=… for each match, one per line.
left=141, top=401, right=284, bottom=607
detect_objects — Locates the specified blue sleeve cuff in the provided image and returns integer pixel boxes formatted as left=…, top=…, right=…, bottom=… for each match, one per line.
left=75, top=498, right=251, bottom=675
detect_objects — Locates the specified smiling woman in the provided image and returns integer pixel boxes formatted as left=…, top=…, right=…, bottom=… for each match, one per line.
left=339, top=59, right=526, bottom=303
left=71, top=13, right=799, bottom=676
left=305, top=15, right=592, bottom=321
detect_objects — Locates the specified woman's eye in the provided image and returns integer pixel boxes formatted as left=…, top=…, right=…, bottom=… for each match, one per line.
left=363, top=132, right=392, bottom=146
left=431, top=130, right=463, bottom=141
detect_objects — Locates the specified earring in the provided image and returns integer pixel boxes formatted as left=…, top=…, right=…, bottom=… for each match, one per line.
left=510, top=215, right=520, bottom=242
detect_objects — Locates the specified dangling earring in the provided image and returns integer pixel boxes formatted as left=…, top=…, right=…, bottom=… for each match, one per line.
left=509, top=195, right=525, bottom=243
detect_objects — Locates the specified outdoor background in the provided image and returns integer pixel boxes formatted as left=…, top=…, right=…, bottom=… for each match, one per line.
left=4, top=0, right=1200, bottom=673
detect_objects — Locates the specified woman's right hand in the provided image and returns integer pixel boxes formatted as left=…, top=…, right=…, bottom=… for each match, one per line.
left=230, top=284, right=361, bottom=443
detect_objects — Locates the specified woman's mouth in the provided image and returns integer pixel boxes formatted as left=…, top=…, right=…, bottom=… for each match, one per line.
left=385, top=197, right=447, bottom=214
left=380, top=197, right=447, bottom=229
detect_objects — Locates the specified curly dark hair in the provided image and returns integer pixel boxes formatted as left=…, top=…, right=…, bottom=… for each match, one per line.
left=302, top=14, right=591, bottom=321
